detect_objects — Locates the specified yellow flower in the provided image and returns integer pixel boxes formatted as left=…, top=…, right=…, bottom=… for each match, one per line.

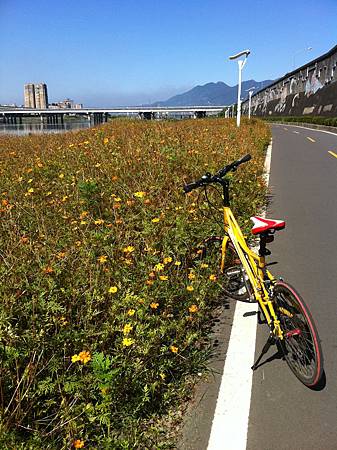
left=103, top=137, right=109, bottom=144
left=108, top=286, right=118, bottom=294
left=189, top=304, right=199, bottom=313
left=114, top=197, right=122, bottom=202
left=123, top=323, right=133, bottom=334
left=152, top=217, right=160, bottom=223
left=188, top=272, right=196, bottom=280
left=122, top=337, right=135, bottom=347
left=150, top=302, right=159, bottom=309
left=134, top=191, right=146, bottom=198
left=122, top=246, right=135, bottom=253
left=159, top=372, right=166, bottom=380
left=127, top=309, right=135, bottom=316
left=159, top=275, right=168, bottom=281
left=154, top=263, right=164, bottom=272
left=94, top=219, right=104, bottom=225
left=170, top=345, right=178, bottom=353
left=59, top=173, right=64, bottom=179
left=174, top=261, right=181, bottom=266
left=209, top=274, right=217, bottom=282
left=73, top=439, right=84, bottom=448
left=97, top=255, right=108, bottom=264
left=80, top=211, right=89, bottom=219
left=186, top=286, right=194, bottom=292
left=79, top=350, right=91, bottom=364
left=163, top=257, right=172, bottom=264
left=201, top=263, right=209, bottom=268
left=71, top=354, right=81, bottom=363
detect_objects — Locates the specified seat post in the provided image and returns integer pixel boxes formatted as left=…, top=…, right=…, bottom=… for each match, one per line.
left=259, top=232, right=272, bottom=257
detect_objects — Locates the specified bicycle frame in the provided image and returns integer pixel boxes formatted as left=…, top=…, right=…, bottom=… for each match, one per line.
left=221, top=206, right=284, bottom=340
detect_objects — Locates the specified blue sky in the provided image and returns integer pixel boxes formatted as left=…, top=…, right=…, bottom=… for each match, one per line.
left=1, top=0, right=336, bottom=106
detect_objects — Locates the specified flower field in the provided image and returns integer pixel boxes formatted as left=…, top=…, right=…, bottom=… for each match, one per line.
left=0, top=118, right=270, bottom=448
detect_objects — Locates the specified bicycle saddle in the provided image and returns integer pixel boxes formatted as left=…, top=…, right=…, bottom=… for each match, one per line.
left=250, top=216, right=286, bottom=235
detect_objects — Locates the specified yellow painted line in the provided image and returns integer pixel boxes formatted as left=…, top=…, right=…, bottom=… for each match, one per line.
left=328, top=151, right=337, bottom=159
left=307, top=137, right=316, bottom=142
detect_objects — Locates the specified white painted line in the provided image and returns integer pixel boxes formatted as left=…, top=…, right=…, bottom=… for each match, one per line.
left=293, top=131, right=300, bottom=134
left=207, top=301, right=258, bottom=450
left=207, top=141, right=273, bottom=450
left=277, top=123, right=337, bottom=138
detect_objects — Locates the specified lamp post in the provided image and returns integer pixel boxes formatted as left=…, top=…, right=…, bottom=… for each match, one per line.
left=292, top=46, right=312, bottom=69
left=229, top=49, right=250, bottom=127
left=247, top=87, right=255, bottom=119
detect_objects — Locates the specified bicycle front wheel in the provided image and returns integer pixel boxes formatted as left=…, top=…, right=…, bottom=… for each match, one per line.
left=273, top=281, right=323, bottom=388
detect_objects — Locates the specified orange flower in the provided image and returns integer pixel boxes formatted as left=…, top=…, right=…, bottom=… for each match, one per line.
left=170, top=345, right=178, bottom=353
left=150, top=302, right=159, bottom=309
left=209, top=274, right=217, bottom=282
left=186, top=286, right=194, bottom=292
left=189, top=304, right=199, bottom=313
left=78, top=350, right=91, bottom=364
left=43, top=266, right=54, bottom=274
left=73, top=439, right=84, bottom=448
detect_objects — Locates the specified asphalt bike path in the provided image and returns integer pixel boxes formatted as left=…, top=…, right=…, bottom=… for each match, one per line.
left=247, top=124, right=337, bottom=450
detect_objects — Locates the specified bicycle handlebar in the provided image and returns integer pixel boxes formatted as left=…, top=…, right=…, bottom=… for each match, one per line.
left=183, top=153, right=251, bottom=194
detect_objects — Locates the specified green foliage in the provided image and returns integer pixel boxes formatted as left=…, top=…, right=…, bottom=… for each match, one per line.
left=0, top=118, right=270, bottom=448
left=264, top=115, right=337, bottom=127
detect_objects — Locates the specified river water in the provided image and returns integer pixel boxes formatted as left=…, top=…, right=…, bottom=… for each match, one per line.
left=0, top=121, right=93, bottom=136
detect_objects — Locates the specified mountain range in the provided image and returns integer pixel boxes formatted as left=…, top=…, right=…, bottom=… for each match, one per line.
left=152, top=79, right=274, bottom=107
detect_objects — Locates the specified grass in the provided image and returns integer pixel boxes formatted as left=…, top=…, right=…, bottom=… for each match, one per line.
left=0, top=117, right=270, bottom=449
left=263, top=116, right=337, bottom=127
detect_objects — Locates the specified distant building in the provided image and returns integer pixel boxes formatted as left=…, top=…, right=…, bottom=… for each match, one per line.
left=24, top=83, right=48, bottom=108
left=48, top=98, right=83, bottom=109
left=35, top=83, right=48, bottom=109
left=24, top=83, right=36, bottom=108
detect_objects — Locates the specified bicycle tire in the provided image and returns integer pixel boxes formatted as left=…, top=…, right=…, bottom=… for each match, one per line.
left=273, top=281, right=323, bottom=387
left=190, top=236, right=253, bottom=301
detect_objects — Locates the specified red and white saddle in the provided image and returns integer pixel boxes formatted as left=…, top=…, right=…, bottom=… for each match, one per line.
left=250, top=216, right=286, bottom=235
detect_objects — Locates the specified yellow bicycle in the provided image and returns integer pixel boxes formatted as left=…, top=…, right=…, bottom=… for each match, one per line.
left=183, top=154, right=324, bottom=388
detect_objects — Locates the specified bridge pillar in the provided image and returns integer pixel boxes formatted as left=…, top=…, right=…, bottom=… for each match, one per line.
left=194, top=111, right=206, bottom=119
left=60, top=114, right=64, bottom=124
left=143, top=111, right=154, bottom=120
left=103, top=113, right=109, bottom=123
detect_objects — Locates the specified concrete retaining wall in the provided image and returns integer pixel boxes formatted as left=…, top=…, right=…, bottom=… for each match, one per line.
left=242, top=45, right=337, bottom=117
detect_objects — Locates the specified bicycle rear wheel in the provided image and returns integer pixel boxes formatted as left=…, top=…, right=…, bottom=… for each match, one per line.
left=273, top=281, right=323, bottom=387
left=190, top=236, right=253, bottom=301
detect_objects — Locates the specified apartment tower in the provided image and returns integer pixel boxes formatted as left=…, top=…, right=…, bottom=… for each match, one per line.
left=35, top=83, right=48, bottom=109
left=24, top=83, right=49, bottom=108
left=24, top=83, right=36, bottom=108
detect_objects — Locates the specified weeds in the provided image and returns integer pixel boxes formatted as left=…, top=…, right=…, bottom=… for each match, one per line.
left=0, top=118, right=270, bottom=448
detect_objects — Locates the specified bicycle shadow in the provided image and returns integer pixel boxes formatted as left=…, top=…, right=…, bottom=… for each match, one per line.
left=243, top=310, right=327, bottom=391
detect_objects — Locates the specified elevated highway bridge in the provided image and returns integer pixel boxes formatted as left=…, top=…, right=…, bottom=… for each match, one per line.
left=0, top=106, right=226, bottom=125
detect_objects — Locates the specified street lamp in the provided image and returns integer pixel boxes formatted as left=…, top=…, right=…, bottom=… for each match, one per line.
left=229, top=49, right=250, bottom=127
left=292, top=47, right=312, bottom=69
left=246, top=87, right=255, bottom=119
